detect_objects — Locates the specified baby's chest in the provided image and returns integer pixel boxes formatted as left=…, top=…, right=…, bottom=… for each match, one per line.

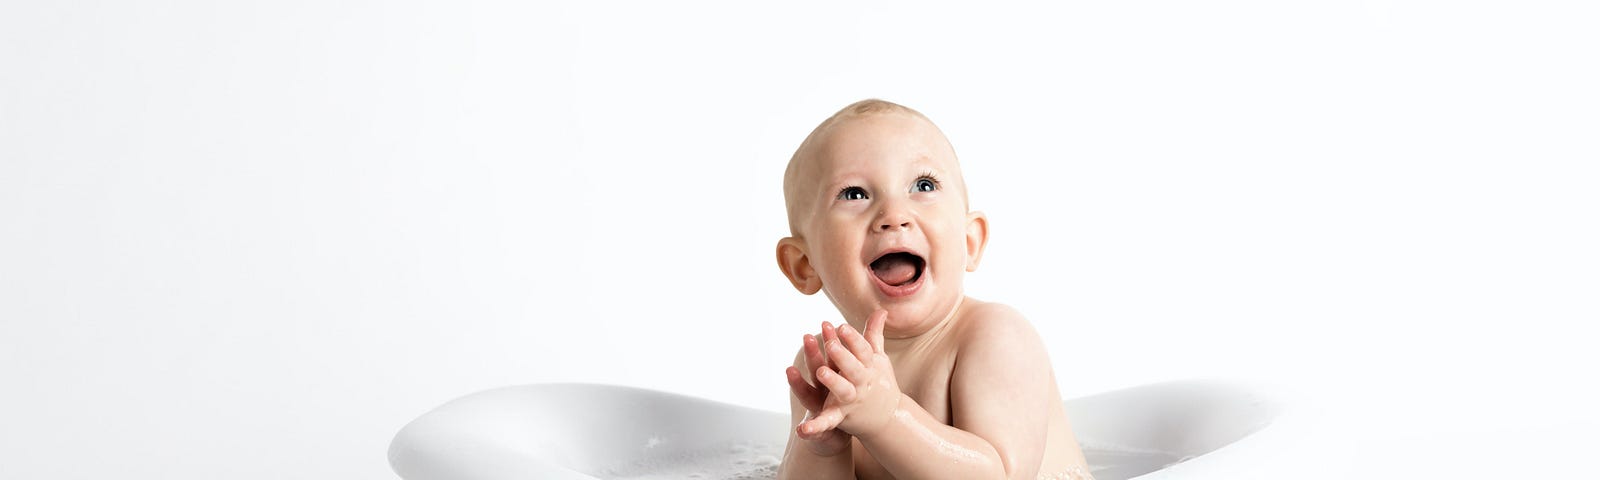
left=894, top=354, right=957, bottom=422
left=896, top=352, right=953, bottom=422
left=900, top=379, right=953, bottom=424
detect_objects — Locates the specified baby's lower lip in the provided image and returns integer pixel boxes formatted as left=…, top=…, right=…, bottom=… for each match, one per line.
left=871, top=268, right=923, bottom=298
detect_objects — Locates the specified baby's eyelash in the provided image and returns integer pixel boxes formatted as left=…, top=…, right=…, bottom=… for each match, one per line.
left=918, top=171, right=942, bottom=186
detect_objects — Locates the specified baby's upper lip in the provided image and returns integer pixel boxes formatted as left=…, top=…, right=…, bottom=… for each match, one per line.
left=865, top=244, right=926, bottom=264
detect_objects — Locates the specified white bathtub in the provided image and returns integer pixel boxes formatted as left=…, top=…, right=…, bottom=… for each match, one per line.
left=389, top=379, right=1282, bottom=479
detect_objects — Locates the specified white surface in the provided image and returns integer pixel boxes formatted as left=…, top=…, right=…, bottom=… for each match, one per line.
left=3, top=1, right=1598, bottom=479
left=388, top=380, right=1281, bottom=480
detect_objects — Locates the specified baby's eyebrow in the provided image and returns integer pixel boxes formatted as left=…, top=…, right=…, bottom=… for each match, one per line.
left=909, top=157, right=947, bottom=174
left=820, top=171, right=867, bottom=189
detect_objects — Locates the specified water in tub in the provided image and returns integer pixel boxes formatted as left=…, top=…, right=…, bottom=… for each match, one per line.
left=599, top=438, right=784, bottom=480
left=593, top=436, right=1188, bottom=480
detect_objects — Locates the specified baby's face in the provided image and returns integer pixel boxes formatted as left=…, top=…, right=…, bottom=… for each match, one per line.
left=784, top=112, right=986, bottom=336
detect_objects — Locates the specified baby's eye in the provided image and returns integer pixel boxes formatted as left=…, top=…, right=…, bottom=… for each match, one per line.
left=913, top=177, right=940, bottom=192
left=837, top=186, right=869, bottom=201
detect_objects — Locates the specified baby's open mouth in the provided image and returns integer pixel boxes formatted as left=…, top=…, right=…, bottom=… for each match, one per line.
left=870, top=252, right=925, bottom=287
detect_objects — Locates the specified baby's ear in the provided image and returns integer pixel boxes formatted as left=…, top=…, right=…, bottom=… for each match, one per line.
left=776, top=237, right=822, bottom=295
left=964, top=211, right=990, bottom=272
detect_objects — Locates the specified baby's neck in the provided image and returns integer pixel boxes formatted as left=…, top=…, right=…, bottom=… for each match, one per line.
left=881, top=295, right=969, bottom=356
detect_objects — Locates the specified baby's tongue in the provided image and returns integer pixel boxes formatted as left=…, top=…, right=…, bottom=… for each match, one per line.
left=871, top=254, right=918, bottom=286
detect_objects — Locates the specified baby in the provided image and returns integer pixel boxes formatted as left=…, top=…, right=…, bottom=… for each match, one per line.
left=775, top=99, right=1094, bottom=480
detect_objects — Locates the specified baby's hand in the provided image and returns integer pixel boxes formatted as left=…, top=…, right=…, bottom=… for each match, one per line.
left=786, top=323, right=853, bottom=457
left=799, top=310, right=902, bottom=440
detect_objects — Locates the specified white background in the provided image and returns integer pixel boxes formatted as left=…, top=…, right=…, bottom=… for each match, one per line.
left=3, top=1, right=1596, bottom=478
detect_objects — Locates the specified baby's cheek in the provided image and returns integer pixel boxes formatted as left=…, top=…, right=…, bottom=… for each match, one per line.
left=936, top=243, right=969, bottom=270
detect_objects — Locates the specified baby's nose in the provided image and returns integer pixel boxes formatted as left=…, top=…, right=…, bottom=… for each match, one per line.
left=877, top=215, right=912, bottom=232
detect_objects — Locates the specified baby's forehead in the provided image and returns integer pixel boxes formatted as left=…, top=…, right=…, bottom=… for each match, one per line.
left=782, top=106, right=970, bottom=231
left=803, top=112, right=961, bottom=178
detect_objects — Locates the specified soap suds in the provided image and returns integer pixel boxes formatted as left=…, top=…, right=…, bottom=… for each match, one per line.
left=600, top=439, right=783, bottom=480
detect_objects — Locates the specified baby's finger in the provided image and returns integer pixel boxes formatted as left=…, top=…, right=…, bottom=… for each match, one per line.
left=815, top=364, right=859, bottom=403
left=802, top=334, right=828, bottom=381
left=821, top=322, right=839, bottom=349
left=786, top=366, right=825, bottom=412
left=800, top=407, right=845, bottom=437
left=826, top=336, right=869, bottom=381
left=820, top=322, right=839, bottom=366
left=837, top=323, right=873, bottom=363
left=866, top=310, right=887, bottom=353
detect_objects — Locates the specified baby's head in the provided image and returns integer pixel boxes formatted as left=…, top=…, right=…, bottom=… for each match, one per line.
left=777, top=99, right=989, bottom=337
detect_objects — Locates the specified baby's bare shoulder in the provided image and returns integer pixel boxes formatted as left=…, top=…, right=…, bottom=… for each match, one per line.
left=947, top=300, right=1057, bottom=429
left=947, top=300, right=1052, bottom=383
left=953, top=300, right=1043, bottom=349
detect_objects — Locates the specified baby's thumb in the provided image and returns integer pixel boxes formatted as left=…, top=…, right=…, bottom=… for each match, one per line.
left=866, top=309, right=887, bottom=352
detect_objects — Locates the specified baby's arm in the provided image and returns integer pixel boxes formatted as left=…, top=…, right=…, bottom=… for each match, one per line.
left=777, top=328, right=854, bottom=479
left=803, top=307, right=1052, bottom=480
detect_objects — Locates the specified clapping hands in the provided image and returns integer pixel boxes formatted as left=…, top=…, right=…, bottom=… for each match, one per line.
left=786, top=310, right=902, bottom=454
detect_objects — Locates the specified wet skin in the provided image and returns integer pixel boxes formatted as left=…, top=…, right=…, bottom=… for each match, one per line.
left=776, top=111, right=1092, bottom=479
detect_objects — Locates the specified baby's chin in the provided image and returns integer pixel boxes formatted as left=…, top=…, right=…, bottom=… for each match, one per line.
left=866, top=287, right=963, bottom=337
